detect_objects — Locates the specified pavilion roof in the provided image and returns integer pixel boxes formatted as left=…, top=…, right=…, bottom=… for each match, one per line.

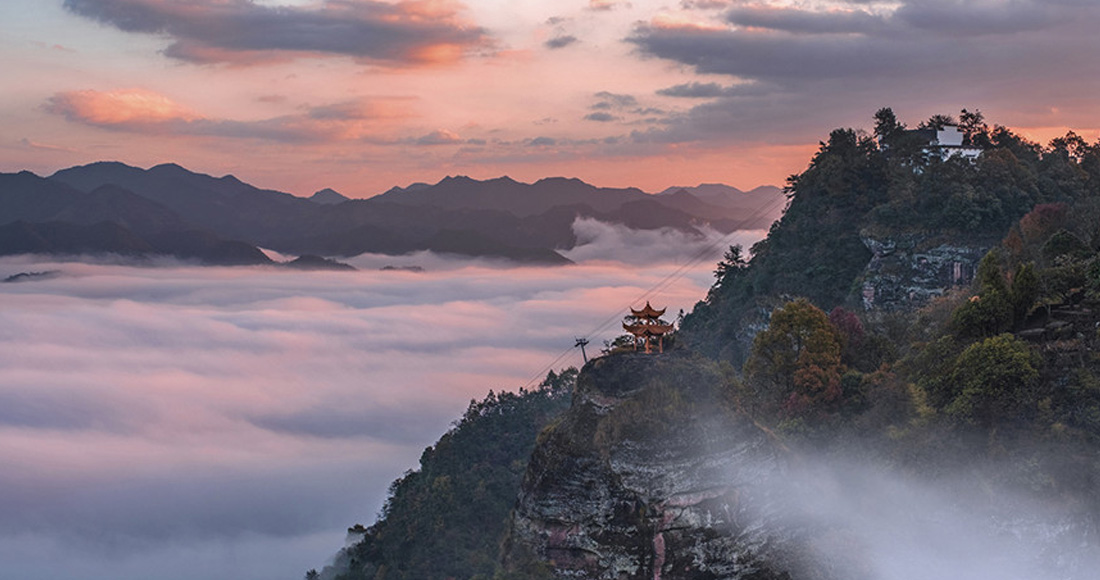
left=623, top=322, right=674, bottom=336
left=630, top=301, right=666, bottom=319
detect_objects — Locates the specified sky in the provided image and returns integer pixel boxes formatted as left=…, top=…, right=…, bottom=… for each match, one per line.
left=0, top=222, right=766, bottom=580
left=2, top=0, right=1099, bottom=197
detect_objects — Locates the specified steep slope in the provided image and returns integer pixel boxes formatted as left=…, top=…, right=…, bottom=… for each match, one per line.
left=317, top=372, right=575, bottom=580
left=503, top=353, right=810, bottom=580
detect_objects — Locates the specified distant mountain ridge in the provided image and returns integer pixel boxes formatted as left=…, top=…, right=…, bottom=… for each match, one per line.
left=1, top=162, right=784, bottom=264
left=309, top=188, right=350, bottom=205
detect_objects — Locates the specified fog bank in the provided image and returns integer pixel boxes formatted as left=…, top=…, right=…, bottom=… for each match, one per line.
left=0, top=222, right=735, bottom=580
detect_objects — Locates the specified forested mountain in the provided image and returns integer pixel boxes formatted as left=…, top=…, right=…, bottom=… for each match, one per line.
left=683, top=108, right=1100, bottom=365
left=314, top=370, right=576, bottom=580
left=312, top=108, right=1100, bottom=580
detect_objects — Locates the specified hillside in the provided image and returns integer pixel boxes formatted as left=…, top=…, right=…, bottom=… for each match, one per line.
left=503, top=109, right=1100, bottom=578
left=682, top=108, right=1100, bottom=365
left=309, top=109, right=1100, bottom=580
left=314, top=370, right=576, bottom=580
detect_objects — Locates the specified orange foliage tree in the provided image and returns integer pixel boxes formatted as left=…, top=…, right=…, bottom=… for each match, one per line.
left=744, top=299, right=844, bottom=424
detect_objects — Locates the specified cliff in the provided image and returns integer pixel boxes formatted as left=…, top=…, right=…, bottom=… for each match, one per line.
left=503, top=353, right=840, bottom=580
left=856, top=233, right=993, bottom=311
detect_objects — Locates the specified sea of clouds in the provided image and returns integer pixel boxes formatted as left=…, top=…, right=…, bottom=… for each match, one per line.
left=0, top=221, right=764, bottom=580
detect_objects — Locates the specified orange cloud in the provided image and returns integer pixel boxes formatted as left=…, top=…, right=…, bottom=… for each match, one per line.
left=45, top=89, right=414, bottom=144
left=46, top=89, right=200, bottom=126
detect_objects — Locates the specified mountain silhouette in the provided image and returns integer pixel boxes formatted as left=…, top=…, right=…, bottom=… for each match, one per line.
left=2, top=162, right=783, bottom=264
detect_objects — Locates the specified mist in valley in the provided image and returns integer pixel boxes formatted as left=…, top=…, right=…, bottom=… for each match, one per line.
left=0, top=221, right=750, bottom=580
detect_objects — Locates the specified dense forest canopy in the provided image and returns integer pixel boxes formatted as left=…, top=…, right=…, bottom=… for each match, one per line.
left=683, top=108, right=1100, bottom=364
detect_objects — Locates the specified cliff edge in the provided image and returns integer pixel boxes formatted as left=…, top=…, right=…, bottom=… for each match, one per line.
left=503, top=352, right=848, bottom=580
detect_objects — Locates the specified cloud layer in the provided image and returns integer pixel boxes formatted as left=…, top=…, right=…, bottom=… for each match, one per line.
left=62, top=0, right=490, bottom=65
left=0, top=224, right=740, bottom=580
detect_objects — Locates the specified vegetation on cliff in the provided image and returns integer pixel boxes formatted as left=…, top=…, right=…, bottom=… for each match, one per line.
left=689, top=110, right=1100, bottom=514
left=313, top=370, right=575, bottom=580
left=683, top=108, right=1100, bottom=365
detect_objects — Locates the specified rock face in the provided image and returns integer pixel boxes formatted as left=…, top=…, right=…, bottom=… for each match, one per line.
left=856, top=233, right=992, bottom=310
left=503, top=353, right=816, bottom=580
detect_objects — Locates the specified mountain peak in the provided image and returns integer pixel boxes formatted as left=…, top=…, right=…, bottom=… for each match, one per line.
left=150, top=162, right=188, bottom=173
left=309, top=188, right=350, bottom=205
left=438, top=175, right=474, bottom=185
left=534, top=176, right=585, bottom=185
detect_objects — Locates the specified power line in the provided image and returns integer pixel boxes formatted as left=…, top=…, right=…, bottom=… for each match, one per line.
left=517, top=193, right=788, bottom=390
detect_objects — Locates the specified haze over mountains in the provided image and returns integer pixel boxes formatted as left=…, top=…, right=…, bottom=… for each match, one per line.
left=0, top=162, right=783, bottom=265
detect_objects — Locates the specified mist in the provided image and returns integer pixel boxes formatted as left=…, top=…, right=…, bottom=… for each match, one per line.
left=752, top=454, right=1099, bottom=580
left=0, top=221, right=738, bottom=580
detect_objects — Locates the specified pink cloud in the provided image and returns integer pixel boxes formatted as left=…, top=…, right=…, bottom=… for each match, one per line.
left=44, top=89, right=413, bottom=143
left=45, top=88, right=200, bottom=126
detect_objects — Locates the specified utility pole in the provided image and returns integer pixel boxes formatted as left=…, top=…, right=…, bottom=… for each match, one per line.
left=574, top=337, right=590, bottom=363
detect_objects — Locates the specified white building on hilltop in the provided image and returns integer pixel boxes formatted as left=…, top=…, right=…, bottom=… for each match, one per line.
left=922, top=125, right=983, bottom=161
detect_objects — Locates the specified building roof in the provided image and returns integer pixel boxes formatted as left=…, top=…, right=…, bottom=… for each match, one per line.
left=630, top=301, right=666, bottom=319
left=623, top=322, right=674, bottom=336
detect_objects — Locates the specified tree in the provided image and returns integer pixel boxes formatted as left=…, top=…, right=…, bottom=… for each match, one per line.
left=959, top=108, right=991, bottom=148
left=873, top=107, right=903, bottom=143
left=744, top=299, right=844, bottom=423
left=713, top=244, right=748, bottom=285
left=946, top=334, right=1039, bottom=430
left=1009, top=262, right=1039, bottom=325
left=1018, top=203, right=1069, bottom=244
left=920, top=114, right=958, bottom=131
left=952, top=250, right=1012, bottom=338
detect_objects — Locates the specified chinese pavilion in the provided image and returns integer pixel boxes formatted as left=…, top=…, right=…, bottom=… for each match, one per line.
left=622, top=301, right=674, bottom=354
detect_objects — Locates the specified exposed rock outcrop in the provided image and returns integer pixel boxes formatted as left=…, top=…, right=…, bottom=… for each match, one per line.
left=856, top=233, right=993, bottom=311
left=503, top=353, right=836, bottom=580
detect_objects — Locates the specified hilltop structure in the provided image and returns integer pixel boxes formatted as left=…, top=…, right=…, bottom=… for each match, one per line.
left=622, top=302, right=674, bottom=353
left=911, top=125, right=983, bottom=160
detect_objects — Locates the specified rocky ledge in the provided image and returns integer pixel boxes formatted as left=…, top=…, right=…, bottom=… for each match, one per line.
left=503, top=352, right=826, bottom=580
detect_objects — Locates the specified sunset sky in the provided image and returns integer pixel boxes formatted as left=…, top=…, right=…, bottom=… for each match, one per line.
left=3, top=0, right=1099, bottom=197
